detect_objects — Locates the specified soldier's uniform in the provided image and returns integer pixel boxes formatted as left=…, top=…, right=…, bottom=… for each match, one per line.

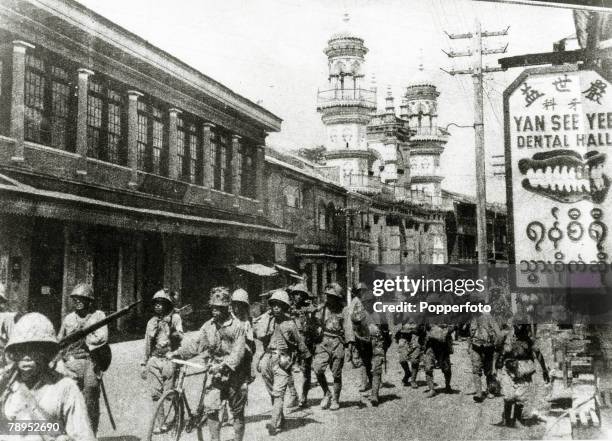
left=496, top=323, right=549, bottom=427
left=422, top=323, right=453, bottom=397
left=0, top=312, right=95, bottom=441
left=288, top=283, right=317, bottom=407
left=352, top=295, right=390, bottom=406
left=313, top=283, right=347, bottom=410
left=173, top=287, right=249, bottom=441
left=142, top=289, right=184, bottom=402
left=254, top=290, right=310, bottom=435
left=468, top=313, right=501, bottom=402
left=57, top=284, right=107, bottom=434
left=395, top=321, right=425, bottom=388
left=346, top=283, right=370, bottom=392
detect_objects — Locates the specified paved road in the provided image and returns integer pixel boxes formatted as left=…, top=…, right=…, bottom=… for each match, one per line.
left=97, top=337, right=548, bottom=441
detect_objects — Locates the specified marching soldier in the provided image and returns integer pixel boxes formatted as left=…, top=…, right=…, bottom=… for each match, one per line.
left=231, top=288, right=256, bottom=380
left=170, top=287, right=250, bottom=441
left=313, top=282, right=348, bottom=411
left=254, top=290, right=310, bottom=436
left=422, top=319, right=454, bottom=398
left=496, top=319, right=549, bottom=427
left=0, top=312, right=95, bottom=441
left=395, top=316, right=425, bottom=389
left=58, top=283, right=107, bottom=434
left=352, top=289, right=391, bottom=407
left=141, top=288, right=184, bottom=427
left=468, top=311, right=501, bottom=402
left=287, top=283, right=317, bottom=408
left=346, top=283, right=369, bottom=392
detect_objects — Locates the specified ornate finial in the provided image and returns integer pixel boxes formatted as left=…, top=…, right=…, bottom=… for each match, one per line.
left=386, top=85, right=392, bottom=97
left=343, top=12, right=350, bottom=25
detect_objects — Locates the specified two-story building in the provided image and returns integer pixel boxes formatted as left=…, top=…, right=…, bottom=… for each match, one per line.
left=0, top=0, right=293, bottom=330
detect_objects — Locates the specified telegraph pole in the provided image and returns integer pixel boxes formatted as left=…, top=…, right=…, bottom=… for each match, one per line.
left=442, top=18, right=508, bottom=270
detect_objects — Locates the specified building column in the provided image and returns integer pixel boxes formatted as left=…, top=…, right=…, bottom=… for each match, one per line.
left=162, top=234, right=182, bottom=303
left=202, top=123, right=215, bottom=201
left=76, top=68, right=94, bottom=176
left=168, top=108, right=181, bottom=180
left=256, top=145, right=265, bottom=213
left=127, top=90, right=143, bottom=188
left=322, top=261, right=328, bottom=287
left=329, top=262, right=337, bottom=283
left=9, top=40, right=35, bottom=162
left=232, top=134, right=241, bottom=207
left=311, top=262, right=318, bottom=299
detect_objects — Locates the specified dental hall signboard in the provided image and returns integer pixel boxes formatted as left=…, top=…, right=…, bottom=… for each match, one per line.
left=505, top=65, right=612, bottom=292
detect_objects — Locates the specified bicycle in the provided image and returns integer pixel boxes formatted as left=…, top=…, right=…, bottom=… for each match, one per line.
left=145, top=358, right=209, bottom=441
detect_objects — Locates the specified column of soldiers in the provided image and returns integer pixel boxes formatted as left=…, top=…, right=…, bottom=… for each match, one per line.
left=0, top=279, right=551, bottom=441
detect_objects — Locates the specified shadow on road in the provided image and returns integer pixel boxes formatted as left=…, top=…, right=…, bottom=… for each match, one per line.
left=378, top=393, right=402, bottom=405
left=283, top=416, right=320, bottom=432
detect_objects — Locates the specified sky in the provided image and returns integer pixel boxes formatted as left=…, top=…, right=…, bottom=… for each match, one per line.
left=76, top=0, right=576, bottom=202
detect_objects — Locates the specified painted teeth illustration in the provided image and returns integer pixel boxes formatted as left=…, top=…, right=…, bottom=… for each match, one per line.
left=518, top=149, right=609, bottom=203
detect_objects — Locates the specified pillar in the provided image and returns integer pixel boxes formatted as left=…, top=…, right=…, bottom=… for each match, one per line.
left=256, top=145, right=265, bottom=213
left=9, top=40, right=35, bottom=162
left=202, top=123, right=215, bottom=200
left=76, top=68, right=94, bottom=176
left=168, top=108, right=181, bottom=180
left=116, top=240, right=136, bottom=330
left=311, top=262, right=318, bottom=299
left=329, top=262, right=337, bottom=283
left=322, top=261, right=328, bottom=286
left=162, top=234, right=182, bottom=302
left=232, top=134, right=241, bottom=206
left=127, top=90, right=143, bottom=188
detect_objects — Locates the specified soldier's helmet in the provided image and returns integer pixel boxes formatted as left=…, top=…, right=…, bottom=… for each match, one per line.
left=353, top=282, right=369, bottom=293
left=290, top=283, right=310, bottom=297
left=324, top=282, right=344, bottom=299
left=153, top=289, right=174, bottom=305
left=6, top=312, right=58, bottom=352
left=231, top=288, right=250, bottom=305
left=70, top=283, right=95, bottom=301
left=209, top=286, right=231, bottom=307
left=269, top=290, right=291, bottom=308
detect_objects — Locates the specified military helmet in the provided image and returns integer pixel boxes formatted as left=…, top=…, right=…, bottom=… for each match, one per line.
left=209, top=286, right=231, bottom=307
left=70, top=283, right=94, bottom=300
left=324, top=282, right=344, bottom=299
left=231, top=288, right=250, bottom=305
left=290, top=283, right=310, bottom=297
left=0, top=282, right=7, bottom=303
left=153, top=289, right=174, bottom=305
left=269, top=289, right=291, bottom=308
left=6, top=312, right=58, bottom=351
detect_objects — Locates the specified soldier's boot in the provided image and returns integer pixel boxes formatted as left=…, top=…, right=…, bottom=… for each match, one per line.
left=425, top=374, right=437, bottom=398
left=330, top=382, right=341, bottom=410
left=233, top=416, right=245, bottom=441
left=266, top=397, right=284, bottom=436
left=514, top=404, right=524, bottom=427
left=494, top=401, right=515, bottom=427
left=410, top=363, right=419, bottom=389
left=359, top=365, right=371, bottom=392
left=443, top=371, right=452, bottom=393
left=299, top=383, right=310, bottom=408
left=207, top=416, right=222, bottom=441
left=472, top=374, right=485, bottom=402
left=370, top=372, right=381, bottom=406
left=286, top=378, right=299, bottom=409
left=317, top=374, right=331, bottom=409
left=400, top=361, right=411, bottom=386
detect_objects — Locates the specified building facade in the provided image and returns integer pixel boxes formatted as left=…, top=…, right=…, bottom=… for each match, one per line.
left=0, top=0, right=292, bottom=331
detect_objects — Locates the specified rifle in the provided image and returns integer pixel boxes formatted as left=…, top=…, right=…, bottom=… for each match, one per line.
left=58, top=300, right=141, bottom=348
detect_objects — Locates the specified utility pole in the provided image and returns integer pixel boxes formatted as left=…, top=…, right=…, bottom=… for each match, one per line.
left=442, top=18, right=508, bottom=274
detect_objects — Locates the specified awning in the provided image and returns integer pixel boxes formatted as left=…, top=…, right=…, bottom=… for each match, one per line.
left=274, top=264, right=304, bottom=281
left=235, top=264, right=278, bottom=277
left=0, top=179, right=294, bottom=244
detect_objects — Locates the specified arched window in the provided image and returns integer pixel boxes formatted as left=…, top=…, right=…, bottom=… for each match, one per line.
left=283, top=185, right=302, bottom=208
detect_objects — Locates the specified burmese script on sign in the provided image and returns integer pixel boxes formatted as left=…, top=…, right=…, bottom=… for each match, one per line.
left=507, top=69, right=611, bottom=290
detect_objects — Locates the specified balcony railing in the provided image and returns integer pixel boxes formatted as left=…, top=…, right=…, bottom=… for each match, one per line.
left=317, top=88, right=377, bottom=109
left=345, top=173, right=383, bottom=195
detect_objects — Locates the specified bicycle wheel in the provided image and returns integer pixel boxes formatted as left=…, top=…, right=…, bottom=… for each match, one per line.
left=146, top=390, right=184, bottom=441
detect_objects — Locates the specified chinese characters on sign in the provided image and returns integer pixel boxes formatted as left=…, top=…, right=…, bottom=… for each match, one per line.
left=506, top=69, right=612, bottom=290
